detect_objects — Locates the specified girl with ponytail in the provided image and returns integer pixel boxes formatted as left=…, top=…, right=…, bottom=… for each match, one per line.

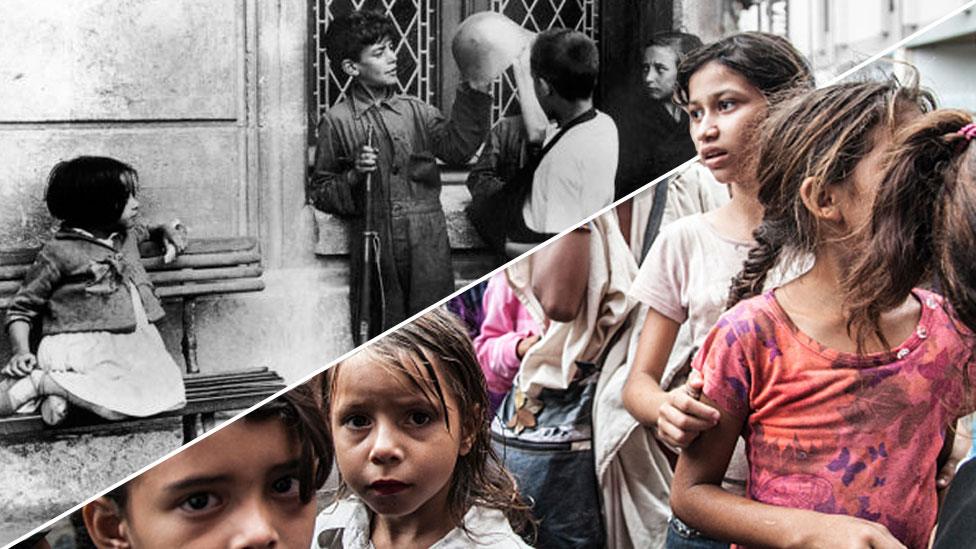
left=845, top=109, right=976, bottom=343
left=841, top=109, right=976, bottom=549
left=669, top=78, right=975, bottom=549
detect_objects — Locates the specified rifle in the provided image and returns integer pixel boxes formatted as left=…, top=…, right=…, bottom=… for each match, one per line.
left=356, top=124, right=379, bottom=346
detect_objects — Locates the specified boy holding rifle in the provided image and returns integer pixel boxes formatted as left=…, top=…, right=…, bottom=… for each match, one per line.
left=308, top=10, right=492, bottom=342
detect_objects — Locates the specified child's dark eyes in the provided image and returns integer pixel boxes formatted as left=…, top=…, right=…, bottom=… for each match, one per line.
left=271, top=476, right=301, bottom=498
left=370, top=42, right=394, bottom=58
left=718, top=99, right=737, bottom=111
left=343, top=414, right=371, bottom=429
left=179, top=492, right=220, bottom=513
left=407, top=410, right=432, bottom=427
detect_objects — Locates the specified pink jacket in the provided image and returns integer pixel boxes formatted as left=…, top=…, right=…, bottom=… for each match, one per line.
left=473, top=272, right=541, bottom=396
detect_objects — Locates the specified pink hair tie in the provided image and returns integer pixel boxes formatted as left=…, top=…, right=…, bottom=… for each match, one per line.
left=960, top=123, right=976, bottom=141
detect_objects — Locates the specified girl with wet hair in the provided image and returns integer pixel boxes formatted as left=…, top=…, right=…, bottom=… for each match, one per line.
left=316, top=307, right=533, bottom=548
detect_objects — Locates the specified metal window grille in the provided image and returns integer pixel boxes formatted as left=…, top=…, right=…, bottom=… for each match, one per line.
left=748, top=0, right=790, bottom=36
left=309, top=0, right=436, bottom=137
left=489, top=0, right=599, bottom=123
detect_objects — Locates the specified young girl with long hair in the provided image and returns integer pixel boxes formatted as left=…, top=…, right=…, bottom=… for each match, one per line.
left=841, top=108, right=976, bottom=549
left=621, top=32, right=814, bottom=546
left=2, top=156, right=187, bottom=424
left=317, top=307, right=533, bottom=548
left=668, top=79, right=969, bottom=549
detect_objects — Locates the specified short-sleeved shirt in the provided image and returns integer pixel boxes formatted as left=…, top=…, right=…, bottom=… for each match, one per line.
left=522, top=110, right=618, bottom=233
left=694, top=289, right=974, bottom=549
left=630, top=213, right=752, bottom=389
left=629, top=212, right=801, bottom=492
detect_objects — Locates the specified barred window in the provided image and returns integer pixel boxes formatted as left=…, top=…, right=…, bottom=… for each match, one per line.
left=490, top=0, right=599, bottom=122
left=308, top=0, right=600, bottom=140
left=309, top=0, right=437, bottom=140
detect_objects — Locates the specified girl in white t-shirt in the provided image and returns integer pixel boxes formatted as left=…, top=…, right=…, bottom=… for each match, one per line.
left=621, top=33, right=815, bottom=546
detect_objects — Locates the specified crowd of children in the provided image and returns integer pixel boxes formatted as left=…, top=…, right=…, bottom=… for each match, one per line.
left=8, top=6, right=976, bottom=549
left=462, top=28, right=976, bottom=549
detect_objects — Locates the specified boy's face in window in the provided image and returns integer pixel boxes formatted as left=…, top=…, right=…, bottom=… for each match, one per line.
left=642, top=45, right=679, bottom=101
left=88, top=418, right=316, bottom=549
left=349, top=37, right=399, bottom=89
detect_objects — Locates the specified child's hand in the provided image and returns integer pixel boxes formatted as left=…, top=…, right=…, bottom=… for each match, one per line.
left=796, top=514, right=906, bottom=549
left=354, top=145, right=379, bottom=174
left=655, top=372, right=721, bottom=449
left=3, top=352, right=37, bottom=378
left=161, top=219, right=188, bottom=263
left=937, top=451, right=961, bottom=491
left=515, top=333, right=541, bottom=360
left=512, top=42, right=548, bottom=145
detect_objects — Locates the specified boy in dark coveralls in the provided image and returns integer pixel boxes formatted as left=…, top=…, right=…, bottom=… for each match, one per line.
left=307, top=10, right=492, bottom=339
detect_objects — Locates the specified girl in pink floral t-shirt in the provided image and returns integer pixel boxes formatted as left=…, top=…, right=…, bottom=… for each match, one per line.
left=670, top=80, right=973, bottom=549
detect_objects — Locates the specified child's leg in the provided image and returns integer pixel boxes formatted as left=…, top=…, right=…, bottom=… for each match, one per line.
left=0, top=370, right=70, bottom=424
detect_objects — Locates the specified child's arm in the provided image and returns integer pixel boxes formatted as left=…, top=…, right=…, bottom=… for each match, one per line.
left=4, top=321, right=36, bottom=377
left=511, top=45, right=548, bottom=146
left=149, top=220, right=188, bottom=261
left=131, top=221, right=187, bottom=263
left=937, top=418, right=972, bottom=497
left=529, top=227, right=589, bottom=322
left=622, top=307, right=719, bottom=447
left=421, top=83, right=493, bottom=167
left=672, top=397, right=907, bottom=549
left=473, top=274, right=540, bottom=395
left=3, top=252, right=60, bottom=376
left=307, top=115, right=366, bottom=216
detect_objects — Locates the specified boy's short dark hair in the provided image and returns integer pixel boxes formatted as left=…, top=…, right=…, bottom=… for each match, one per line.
left=530, top=28, right=599, bottom=101
left=324, top=9, right=397, bottom=67
left=45, top=156, right=138, bottom=230
left=646, top=31, right=703, bottom=59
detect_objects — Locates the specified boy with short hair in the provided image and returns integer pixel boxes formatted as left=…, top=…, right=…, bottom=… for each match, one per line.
left=518, top=28, right=617, bottom=238
left=307, top=10, right=492, bottom=339
left=614, top=32, right=702, bottom=198
left=81, top=382, right=330, bottom=549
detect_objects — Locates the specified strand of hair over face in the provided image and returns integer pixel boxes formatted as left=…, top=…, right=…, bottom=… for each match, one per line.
left=323, top=308, right=535, bottom=538
left=725, top=75, right=934, bottom=318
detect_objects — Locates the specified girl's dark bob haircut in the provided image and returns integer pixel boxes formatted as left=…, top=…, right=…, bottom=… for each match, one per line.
left=45, top=155, right=139, bottom=230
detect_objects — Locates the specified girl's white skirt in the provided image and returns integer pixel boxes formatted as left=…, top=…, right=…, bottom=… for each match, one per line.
left=36, top=283, right=186, bottom=419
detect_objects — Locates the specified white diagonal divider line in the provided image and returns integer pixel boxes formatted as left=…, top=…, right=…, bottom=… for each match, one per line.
left=6, top=2, right=974, bottom=547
